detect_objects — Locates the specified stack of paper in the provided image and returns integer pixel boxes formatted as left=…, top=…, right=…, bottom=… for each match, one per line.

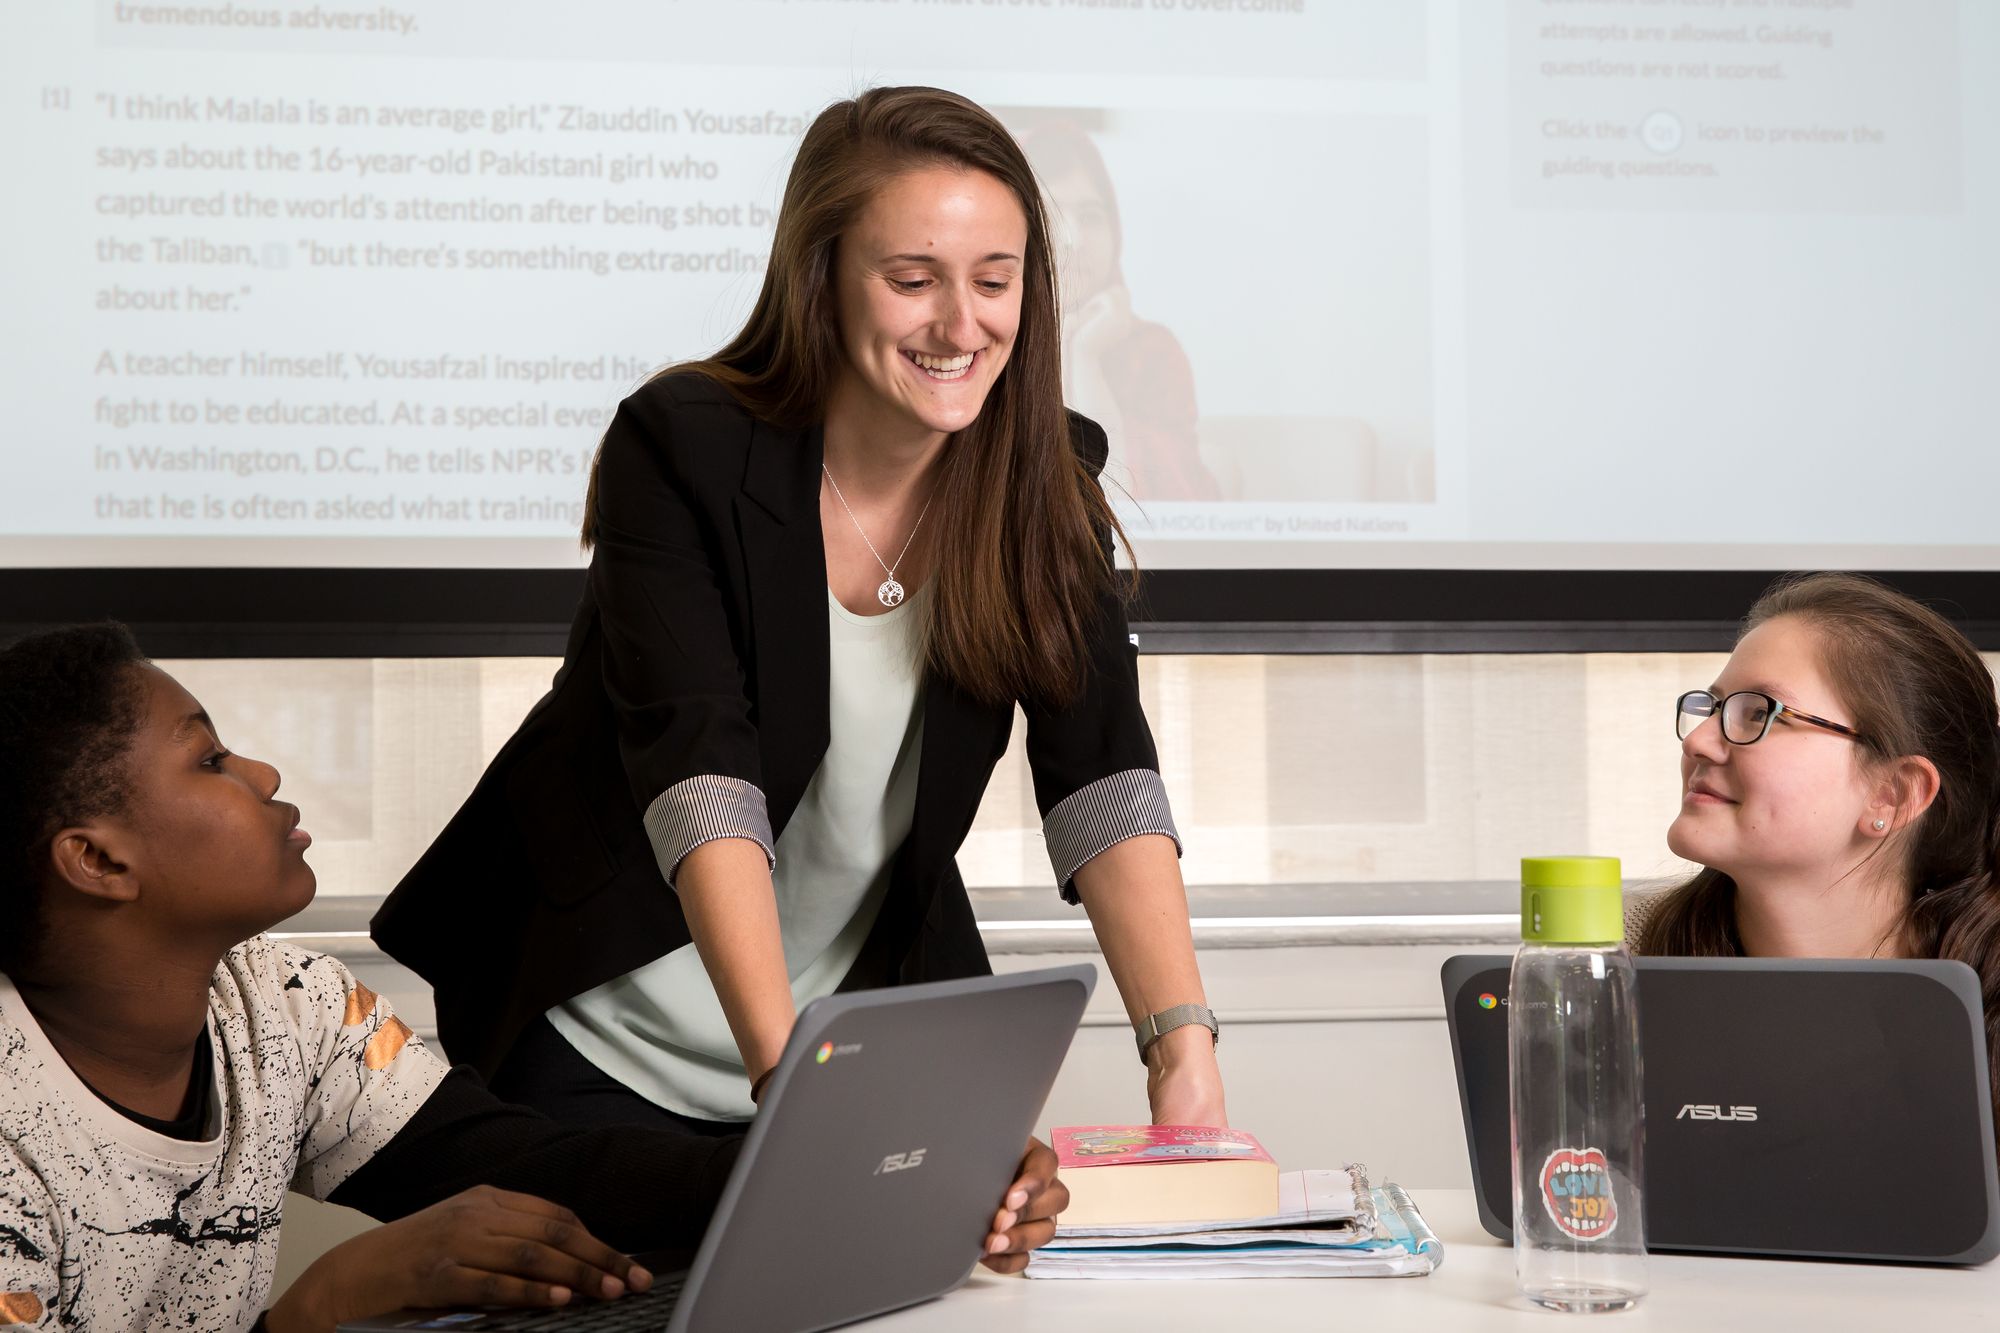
left=1026, top=1167, right=1443, bottom=1280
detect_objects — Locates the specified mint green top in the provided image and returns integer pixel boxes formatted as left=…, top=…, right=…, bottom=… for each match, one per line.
left=1520, top=855, right=1624, bottom=945
left=549, top=586, right=927, bottom=1121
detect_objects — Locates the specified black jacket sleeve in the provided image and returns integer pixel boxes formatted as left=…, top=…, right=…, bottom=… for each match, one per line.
left=327, top=1066, right=743, bottom=1254
left=1021, top=412, right=1180, bottom=902
left=591, top=381, right=766, bottom=812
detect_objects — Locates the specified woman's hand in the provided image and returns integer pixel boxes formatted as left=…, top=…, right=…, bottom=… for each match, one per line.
left=1146, top=1024, right=1228, bottom=1127
left=264, top=1186, right=649, bottom=1333
left=1061, top=286, right=1135, bottom=445
left=979, top=1137, right=1070, bottom=1275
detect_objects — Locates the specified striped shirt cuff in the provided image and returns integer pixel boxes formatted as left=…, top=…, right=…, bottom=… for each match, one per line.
left=643, top=775, right=776, bottom=888
left=1043, top=768, right=1183, bottom=905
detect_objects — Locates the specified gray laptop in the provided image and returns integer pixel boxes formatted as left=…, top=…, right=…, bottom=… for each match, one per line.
left=342, top=964, right=1094, bottom=1332
left=1442, top=954, right=2000, bottom=1264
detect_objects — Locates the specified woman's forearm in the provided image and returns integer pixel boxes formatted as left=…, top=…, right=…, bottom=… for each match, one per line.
left=673, top=837, right=797, bottom=1085
left=1070, top=833, right=1208, bottom=1022
left=1071, top=833, right=1227, bottom=1124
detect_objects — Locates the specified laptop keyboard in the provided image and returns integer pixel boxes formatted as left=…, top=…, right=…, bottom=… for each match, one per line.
left=402, top=1274, right=685, bottom=1330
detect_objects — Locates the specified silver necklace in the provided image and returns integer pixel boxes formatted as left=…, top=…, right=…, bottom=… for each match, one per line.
left=822, top=463, right=933, bottom=608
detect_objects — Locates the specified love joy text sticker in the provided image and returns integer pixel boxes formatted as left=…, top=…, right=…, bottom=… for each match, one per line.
left=1539, top=1146, right=1620, bottom=1241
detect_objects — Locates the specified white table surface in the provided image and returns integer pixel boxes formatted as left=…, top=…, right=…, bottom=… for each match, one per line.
left=864, top=1190, right=1998, bottom=1331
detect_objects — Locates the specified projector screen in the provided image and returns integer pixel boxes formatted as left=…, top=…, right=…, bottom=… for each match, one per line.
left=5, top=0, right=1994, bottom=572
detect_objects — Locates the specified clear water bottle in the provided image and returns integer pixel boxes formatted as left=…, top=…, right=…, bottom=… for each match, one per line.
left=1509, top=856, right=1647, bottom=1313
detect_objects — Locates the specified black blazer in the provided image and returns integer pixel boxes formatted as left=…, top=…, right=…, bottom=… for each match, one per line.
left=372, top=373, right=1169, bottom=1076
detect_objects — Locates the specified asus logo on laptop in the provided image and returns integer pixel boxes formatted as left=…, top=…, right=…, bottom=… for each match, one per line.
left=1675, top=1104, right=1759, bottom=1122
left=874, top=1149, right=927, bottom=1174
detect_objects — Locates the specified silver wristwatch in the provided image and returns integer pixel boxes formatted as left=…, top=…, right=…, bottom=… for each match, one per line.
left=1134, top=1003, right=1219, bottom=1064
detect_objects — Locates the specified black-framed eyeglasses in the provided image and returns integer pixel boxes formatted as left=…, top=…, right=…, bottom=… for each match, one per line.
left=1675, top=690, right=1866, bottom=747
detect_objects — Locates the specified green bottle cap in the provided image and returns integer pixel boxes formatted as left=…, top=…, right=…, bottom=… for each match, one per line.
left=1520, top=856, right=1624, bottom=944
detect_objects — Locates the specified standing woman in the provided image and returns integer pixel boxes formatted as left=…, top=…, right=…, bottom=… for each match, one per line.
left=373, top=87, right=1226, bottom=1135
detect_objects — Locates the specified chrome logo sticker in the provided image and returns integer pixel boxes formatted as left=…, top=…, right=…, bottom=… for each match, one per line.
left=1540, top=1147, right=1619, bottom=1241
left=816, top=1041, right=833, bottom=1064
left=1478, top=993, right=1498, bottom=1010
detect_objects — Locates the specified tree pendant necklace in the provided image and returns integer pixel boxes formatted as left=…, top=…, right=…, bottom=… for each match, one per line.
left=822, top=463, right=934, bottom=608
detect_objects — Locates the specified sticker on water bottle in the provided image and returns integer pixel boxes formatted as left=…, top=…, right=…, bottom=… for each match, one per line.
left=1539, top=1147, right=1620, bottom=1241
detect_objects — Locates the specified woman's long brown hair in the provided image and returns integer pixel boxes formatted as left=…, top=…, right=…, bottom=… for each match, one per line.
left=1640, top=572, right=2000, bottom=1122
left=582, top=86, right=1130, bottom=708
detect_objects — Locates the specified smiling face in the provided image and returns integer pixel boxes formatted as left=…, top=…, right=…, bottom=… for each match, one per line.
left=827, top=165, right=1028, bottom=443
left=1666, top=616, right=1880, bottom=886
left=99, top=665, right=316, bottom=947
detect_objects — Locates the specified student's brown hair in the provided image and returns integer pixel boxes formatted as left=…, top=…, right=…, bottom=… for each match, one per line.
left=1640, top=573, right=2000, bottom=1118
left=581, top=85, right=1130, bottom=707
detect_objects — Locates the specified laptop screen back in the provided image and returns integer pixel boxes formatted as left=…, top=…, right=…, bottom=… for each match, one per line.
left=668, top=966, right=1093, bottom=1333
left=1443, top=955, right=2000, bottom=1264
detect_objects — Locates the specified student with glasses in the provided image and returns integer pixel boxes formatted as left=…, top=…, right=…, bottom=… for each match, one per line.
left=1631, top=572, right=2000, bottom=1131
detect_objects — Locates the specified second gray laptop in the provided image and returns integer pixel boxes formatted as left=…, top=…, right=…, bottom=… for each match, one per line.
left=1442, top=953, right=2000, bottom=1264
left=342, top=963, right=1094, bottom=1333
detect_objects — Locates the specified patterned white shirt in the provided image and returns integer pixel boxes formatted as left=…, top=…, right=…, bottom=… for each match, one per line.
left=0, top=936, right=446, bottom=1329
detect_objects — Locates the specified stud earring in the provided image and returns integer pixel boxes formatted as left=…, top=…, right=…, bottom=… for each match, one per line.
left=1873, top=819, right=1887, bottom=831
